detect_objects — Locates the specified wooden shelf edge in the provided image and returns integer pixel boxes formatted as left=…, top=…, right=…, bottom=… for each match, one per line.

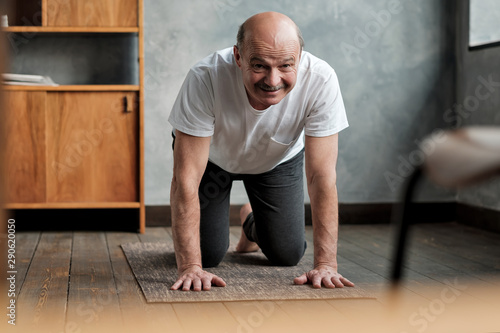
left=4, top=202, right=142, bottom=209
left=4, top=26, right=139, bottom=33
left=3, top=85, right=140, bottom=91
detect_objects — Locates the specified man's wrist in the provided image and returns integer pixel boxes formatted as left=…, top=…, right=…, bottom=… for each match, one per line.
left=178, top=263, right=203, bottom=274
left=313, top=261, right=338, bottom=271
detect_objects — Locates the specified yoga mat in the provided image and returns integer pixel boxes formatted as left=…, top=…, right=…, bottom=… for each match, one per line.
left=121, top=242, right=374, bottom=303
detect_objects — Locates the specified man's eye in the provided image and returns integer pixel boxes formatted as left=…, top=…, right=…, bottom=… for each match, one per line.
left=252, top=64, right=264, bottom=69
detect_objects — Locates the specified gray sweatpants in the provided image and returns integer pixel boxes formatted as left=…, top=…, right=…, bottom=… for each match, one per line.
left=197, top=150, right=307, bottom=268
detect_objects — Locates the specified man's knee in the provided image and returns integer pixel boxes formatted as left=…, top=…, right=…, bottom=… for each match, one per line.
left=264, top=240, right=306, bottom=266
left=201, top=242, right=228, bottom=268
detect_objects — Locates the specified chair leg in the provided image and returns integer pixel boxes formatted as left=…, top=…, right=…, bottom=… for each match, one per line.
left=391, top=167, right=423, bottom=284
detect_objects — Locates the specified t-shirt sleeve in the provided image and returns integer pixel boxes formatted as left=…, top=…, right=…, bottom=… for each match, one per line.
left=168, top=69, right=215, bottom=137
left=304, top=68, right=349, bottom=137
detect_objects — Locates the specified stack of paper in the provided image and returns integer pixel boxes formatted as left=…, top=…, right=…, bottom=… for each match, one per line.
left=2, top=73, right=59, bottom=86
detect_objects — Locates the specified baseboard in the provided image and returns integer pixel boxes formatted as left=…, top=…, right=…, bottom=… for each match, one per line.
left=456, top=203, right=500, bottom=233
left=6, top=202, right=496, bottom=232
left=146, top=202, right=457, bottom=227
left=146, top=205, right=243, bottom=227
left=8, top=208, right=140, bottom=232
left=339, top=202, right=457, bottom=224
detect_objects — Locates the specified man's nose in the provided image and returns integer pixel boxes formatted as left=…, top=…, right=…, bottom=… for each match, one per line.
left=265, top=68, right=281, bottom=87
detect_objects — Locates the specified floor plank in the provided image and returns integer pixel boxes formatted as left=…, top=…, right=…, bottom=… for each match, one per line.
left=138, top=226, right=171, bottom=243
left=65, top=232, right=123, bottom=332
left=349, top=223, right=500, bottom=289
left=343, top=224, right=474, bottom=292
left=106, top=231, right=184, bottom=333
left=345, top=222, right=500, bottom=297
left=412, top=222, right=500, bottom=269
left=340, top=223, right=500, bottom=312
left=16, top=232, right=72, bottom=333
left=13, top=232, right=40, bottom=295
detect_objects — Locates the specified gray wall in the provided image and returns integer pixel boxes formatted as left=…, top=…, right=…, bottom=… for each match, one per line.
left=456, top=1, right=500, bottom=211
left=144, top=0, right=456, bottom=205
left=3, top=1, right=458, bottom=206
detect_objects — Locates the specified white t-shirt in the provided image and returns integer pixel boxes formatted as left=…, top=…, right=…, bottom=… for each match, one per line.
left=168, top=47, right=348, bottom=174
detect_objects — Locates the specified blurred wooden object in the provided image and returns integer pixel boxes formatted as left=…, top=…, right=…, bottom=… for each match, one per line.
left=0, top=1, right=10, bottom=332
left=423, top=127, right=500, bottom=187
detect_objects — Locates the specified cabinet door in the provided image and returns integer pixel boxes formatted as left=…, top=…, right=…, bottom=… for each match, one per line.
left=46, top=92, right=138, bottom=202
left=46, top=0, right=138, bottom=27
left=2, top=91, right=47, bottom=203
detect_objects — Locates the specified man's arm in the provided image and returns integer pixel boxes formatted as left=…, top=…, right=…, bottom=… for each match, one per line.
left=294, top=133, right=354, bottom=288
left=170, top=130, right=226, bottom=291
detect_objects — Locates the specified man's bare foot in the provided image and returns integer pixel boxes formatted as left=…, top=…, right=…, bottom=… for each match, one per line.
left=235, top=203, right=259, bottom=253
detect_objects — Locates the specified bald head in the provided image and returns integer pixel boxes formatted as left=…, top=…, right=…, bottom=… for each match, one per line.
left=233, top=12, right=303, bottom=110
left=236, top=12, right=304, bottom=55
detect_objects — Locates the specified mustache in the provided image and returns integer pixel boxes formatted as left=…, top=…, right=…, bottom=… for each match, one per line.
left=257, top=83, right=285, bottom=91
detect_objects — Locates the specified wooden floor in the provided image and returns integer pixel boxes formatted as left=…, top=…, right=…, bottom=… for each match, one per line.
left=4, top=222, right=500, bottom=333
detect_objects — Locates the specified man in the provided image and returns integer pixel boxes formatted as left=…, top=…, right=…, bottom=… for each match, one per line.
left=168, top=11, right=354, bottom=291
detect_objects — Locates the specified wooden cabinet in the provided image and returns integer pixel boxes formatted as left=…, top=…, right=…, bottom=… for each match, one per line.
left=3, top=1, right=145, bottom=232
left=46, top=91, right=138, bottom=203
left=46, top=0, right=138, bottom=27
left=3, top=91, right=47, bottom=203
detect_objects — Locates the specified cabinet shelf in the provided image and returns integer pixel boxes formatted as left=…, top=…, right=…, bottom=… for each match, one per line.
left=4, top=26, right=139, bottom=33
left=3, top=85, right=140, bottom=91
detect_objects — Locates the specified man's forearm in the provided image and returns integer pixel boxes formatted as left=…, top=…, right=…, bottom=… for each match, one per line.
left=309, top=181, right=339, bottom=269
left=170, top=180, right=202, bottom=272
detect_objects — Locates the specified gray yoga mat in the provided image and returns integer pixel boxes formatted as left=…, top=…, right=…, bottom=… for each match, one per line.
left=121, top=242, right=375, bottom=303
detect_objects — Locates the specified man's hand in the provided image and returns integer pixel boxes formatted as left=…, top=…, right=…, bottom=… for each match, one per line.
left=171, top=265, right=226, bottom=291
left=293, top=265, right=354, bottom=289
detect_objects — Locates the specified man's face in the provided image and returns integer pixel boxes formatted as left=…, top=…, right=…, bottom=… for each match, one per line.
left=234, top=38, right=301, bottom=110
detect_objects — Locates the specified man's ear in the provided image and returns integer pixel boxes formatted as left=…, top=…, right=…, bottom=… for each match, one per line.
left=233, top=45, right=242, bottom=68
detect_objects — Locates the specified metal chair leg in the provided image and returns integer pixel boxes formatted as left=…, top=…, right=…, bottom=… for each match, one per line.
left=391, top=166, right=423, bottom=284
